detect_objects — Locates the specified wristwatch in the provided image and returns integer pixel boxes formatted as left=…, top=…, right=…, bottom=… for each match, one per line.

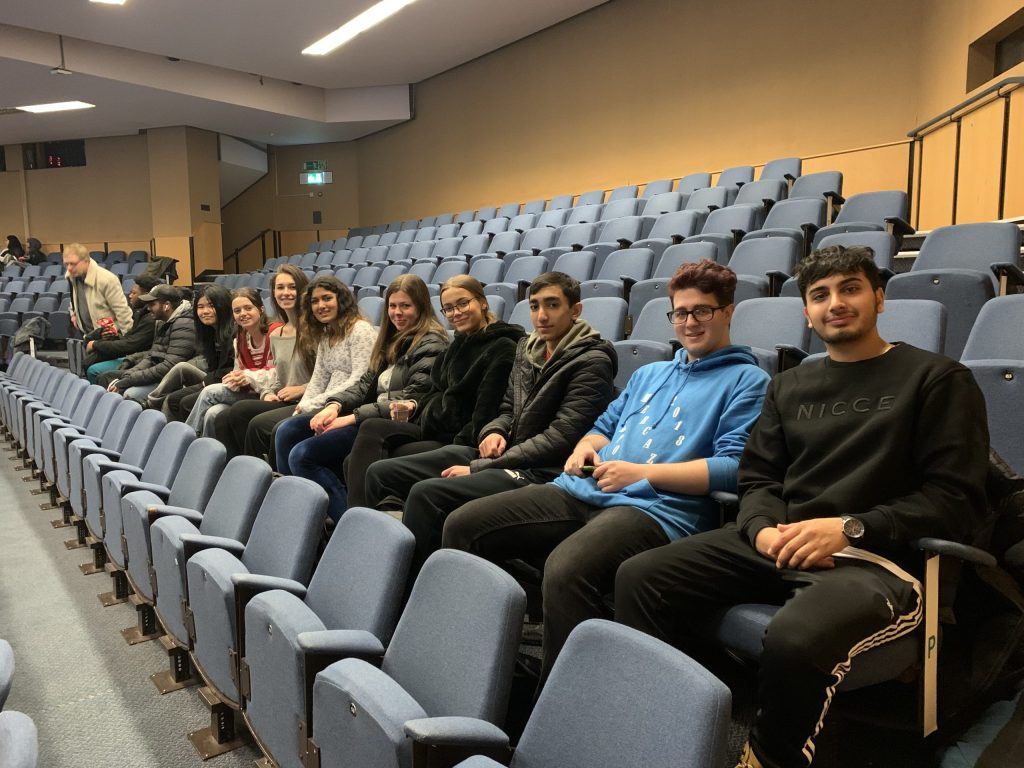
left=841, top=515, right=865, bottom=541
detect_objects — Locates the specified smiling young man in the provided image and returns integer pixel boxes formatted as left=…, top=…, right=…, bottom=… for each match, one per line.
left=439, top=260, right=769, bottom=682
left=362, top=271, right=617, bottom=575
left=614, top=246, right=990, bottom=768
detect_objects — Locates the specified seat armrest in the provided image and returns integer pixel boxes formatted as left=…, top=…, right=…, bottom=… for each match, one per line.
left=766, top=270, right=790, bottom=297
left=148, top=504, right=203, bottom=525
left=884, top=216, right=915, bottom=239
left=96, top=460, right=143, bottom=476
left=77, top=445, right=122, bottom=460
left=615, top=237, right=633, bottom=248
left=297, top=629, right=385, bottom=660
left=118, top=479, right=170, bottom=498
left=404, top=717, right=509, bottom=750
left=670, top=233, right=685, bottom=245
left=990, top=262, right=1024, bottom=294
left=405, top=717, right=512, bottom=768
left=914, top=538, right=997, bottom=568
left=233, top=573, right=306, bottom=603
left=179, top=533, right=245, bottom=562
left=516, top=280, right=530, bottom=303
left=711, top=490, right=739, bottom=505
left=776, top=344, right=808, bottom=372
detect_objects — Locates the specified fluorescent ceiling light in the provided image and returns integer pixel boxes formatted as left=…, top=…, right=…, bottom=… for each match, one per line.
left=90, top=0, right=128, bottom=5
left=16, top=101, right=95, bottom=113
left=303, top=0, right=418, bottom=55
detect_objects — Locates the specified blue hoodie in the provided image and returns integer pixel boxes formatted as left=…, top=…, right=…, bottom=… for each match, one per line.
left=553, top=345, right=769, bottom=540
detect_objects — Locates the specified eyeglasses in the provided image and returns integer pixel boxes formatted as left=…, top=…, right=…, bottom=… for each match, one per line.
left=666, top=305, right=728, bottom=324
left=441, top=298, right=475, bottom=317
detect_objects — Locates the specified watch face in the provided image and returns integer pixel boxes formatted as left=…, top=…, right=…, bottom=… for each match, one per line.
left=843, top=516, right=864, bottom=539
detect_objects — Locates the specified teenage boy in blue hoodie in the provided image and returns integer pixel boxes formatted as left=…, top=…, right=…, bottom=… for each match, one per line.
left=442, top=259, right=770, bottom=681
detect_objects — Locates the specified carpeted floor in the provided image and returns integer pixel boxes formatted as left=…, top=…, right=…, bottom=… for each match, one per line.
left=0, top=448, right=262, bottom=768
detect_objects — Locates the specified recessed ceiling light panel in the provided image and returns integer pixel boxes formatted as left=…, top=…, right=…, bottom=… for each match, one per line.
left=90, top=0, right=128, bottom=6
left=303, top=0, right=418, bottom=55
left=16, top=101, right=96, bottom=113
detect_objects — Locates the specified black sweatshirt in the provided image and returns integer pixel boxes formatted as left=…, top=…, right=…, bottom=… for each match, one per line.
left=738, top=343, right=990, bottom=572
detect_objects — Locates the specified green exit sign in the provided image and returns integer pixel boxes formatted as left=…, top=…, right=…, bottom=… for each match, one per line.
left=303, top=160, right=327, bottom=171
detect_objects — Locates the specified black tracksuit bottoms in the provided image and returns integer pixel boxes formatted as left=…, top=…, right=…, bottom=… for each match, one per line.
left=614, top=523, right=922, bottom=768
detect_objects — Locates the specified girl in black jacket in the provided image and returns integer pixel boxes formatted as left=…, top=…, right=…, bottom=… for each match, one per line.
left=277, top=274, right=448, bottom=521
left=343, top=274, right=524, bottom=509
left=143, top=283, right=234, bottom=418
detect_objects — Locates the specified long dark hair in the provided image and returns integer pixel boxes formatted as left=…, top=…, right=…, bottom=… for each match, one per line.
left=193, top=284, right=234, bottom=367
left=302, top=276, right=363, bottom=347
left=269, top=264, right=316, bottom=372
left=370, top=274, right=446, bottom=370
left=5, top=236, right=24, bottom=258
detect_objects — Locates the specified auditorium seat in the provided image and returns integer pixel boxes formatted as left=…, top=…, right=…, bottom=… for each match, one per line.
left=677, top=172, right=713, bottom=195
left=580, top=247, right=655, bottom=301
left=496, top=202, right=520, bottom=219
left=357, top=296, right=385, bottom=325
left=684, top=204, right=762, bottom=263
left=484, top=257, right=548, bottom=312
left=535, top=209, right=569, bottom=229
left=475, top=206, right=498, bottom=221
left=811, top=190, right=913, bottom=248
left=428, top=261, right=470, bottom=294
left=630, top=210, right=704, bottom=262
left=727, top=237, right=801, bottom=301
left=308, top=549, right=526, bottom=768
left=184, top=476, right=326, bottom=752
left=521, top=199, right=545, bottom=216
left=885, top=222, right=1021, bottom=358
left=614, top=296, right=674, bottom=389
left=547, top=194, right=574, bottom=210
left=583, top=216, right=652, bottom=270
left=641, top=191, right=686, bottom=218
left=716, top=165, right=754, bottom=188
left=684, top=186, right=733, bottom=213
left=760, top=156, right=802, bottom=183
left=576, top=190, right=606, bottom=206
left=549, top=250, right=596, bottom=283
left=741, top=196, right=826, bottom=255
left=731, top=297, right=812, bottom=373
left=447, top=620, right=730, bottom=768
left=733, top=178, right=788, bottom=219
left=0, top=710, right=38, bottom=768
left=641, top=179, right=675, bottom=197
left=241, top=507, right=415, bottom=768
left=580, top=296, right=628, bottom=341
left=788, top=170, right=843, bottom=207
left=481, top=217, right=509, bottom=236
left=60, top=398, right=142, bottom=513
left=627, top=242, right=718, bottom=324
left=507, top=213, right=537, bottom=233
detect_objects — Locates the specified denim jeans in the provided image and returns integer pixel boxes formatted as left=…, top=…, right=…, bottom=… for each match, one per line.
left=86, top=358, right=123, bottom=384
left=286, top=424, right=360, bottom=522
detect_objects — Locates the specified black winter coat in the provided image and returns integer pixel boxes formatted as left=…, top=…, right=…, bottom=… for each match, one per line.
left=327, top=331, right=448, bottom=421
left=469, top=330, right=617, bottom=481
left=116, top=303, right=197, bottom=388
left=416, top=321, right=524, bottom=445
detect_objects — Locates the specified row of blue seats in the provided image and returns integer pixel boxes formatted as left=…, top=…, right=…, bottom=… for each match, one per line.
left=342, top=158, right=806, bottom=238
left=0, top=355, right=731, bottom=768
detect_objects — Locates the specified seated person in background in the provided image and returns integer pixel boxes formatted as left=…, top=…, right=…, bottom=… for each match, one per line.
left=214, top=265, right=314, bottom=460
left=334, top=275, right=524, bottom=508
left=64, top=242, right=134, bottom=338
left=83, top=274, right=160, bottom=384
left=614, top=246, right=990, bottom=768
left=442, top=260, right=770, bottom=683
left=363, top=271, right=616, bottom=575
left=143, top=283, right=235, bottom=418
left=268, top=276, right=377, bottom=466
left=24, top=238, right=47, bottom=266
left=1, top=235, right=25, bottom=266
left=183, top=288, right=282, bottom=436
left=276, top=274, right=447, bottom=522
left=96, top=284, right=196, bottom=401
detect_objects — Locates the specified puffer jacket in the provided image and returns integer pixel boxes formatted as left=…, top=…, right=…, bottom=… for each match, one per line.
left=469, top=320, right=617, bottom=481
left=116, top=300, right=198, bottom=387
left=416, top=321, right=524, bottom=445
left=327, top=331, right=449, bottom=422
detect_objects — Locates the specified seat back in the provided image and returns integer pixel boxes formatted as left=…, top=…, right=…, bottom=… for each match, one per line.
left=500, top=256, right=547, bottom=284
left=496, top=202, right=520, bottom=219
left=487, top=231, right=520, bottom=256
left=644, top=210, right=702, bottom=241
left=306, top=507, right=415, bottom=644
left=641, top=179, right=674, bottom=197
left=965, top=361, right=1024, bottom=475
left=834, top=190, right=908, bottom=225
left=519, top=227, right=556, bottom=252
left=0, top=710, right=37, bottom=768
left=383, top=550, right=526, bottom=722
left=629, top=297, right=674, bottom=343
left=358, top=296, right=385, bottom=325
left=677, top=172, right=712, bottom=195
left=536, top=209, right=569, bottom=229
left=566, top=204, right=603, bottom=225
left=604, top=198, right=647, bottom=221
left=595, top=248, right=654, bottom=282
left=117, top=409, right=168, bottom=473
left=641, top=191, right=686, bottom=216
left=789, top=171, right=843, bottom=199
left=700, top=204, right=760, bottom=235
left=734, top=179, right=788, bottom=208
left=0, top=638, right=12, bottom=709
left=431, top=260, right=468, bottom=285
left=732, top=297, right=811, bottom=353
left=608, top=184, right=639, bottom=201
left=960, top=294, right=1024, bottom=361
left=475, top=206, right=498, bottom=221
left=507, top=213, right=536, bottom=233
left=520, top=199, right=545, bottom=215
left=816, top=231, right=897, bottom=272
left=514, top=620, right=731, bottom=768
left=99, top=399, right=143, bottom=454
left=913, top=222, right=1021, bottom=273
left=482, top=217, right=509, bottom=236
left=199, top=456, right=274, bottom=542
left=580, top=297, right=627, bottom=341
left=240, top=476, right=327, bottom=582
left=547, top=194, right=574, bottom=210
left=550, top=251, right=596, bottom=282
left=728, top=237, right=800, bottom=277
left=82, top=390, right=122, bottom=437
left=717, top=165, right=754, bottom=187
left=685, top=187, right=730, bottom=213
left=139, top=421, right=195, bottom=485
left=877, top=300, right=948, bottom=355
left=165, top=437, right=227, bottom=510
left=761, top=157, right=802, bottom=181
left=458, top=233, right=491, bottom=257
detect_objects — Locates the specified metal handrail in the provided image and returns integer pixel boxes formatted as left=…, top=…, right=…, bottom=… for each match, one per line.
left=226, top=228, right=273, bottom=273
left=908, top=76, right=1024, bottom=137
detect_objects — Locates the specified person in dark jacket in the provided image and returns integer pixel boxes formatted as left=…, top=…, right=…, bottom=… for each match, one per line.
left=1, top=235, right=25, bottom=267
left=342, top=274, right=524, bottom=509
left=24, top=238, right=46, bottom=266
left=277, top=274, right=448, bottom=521
left=97, top=284, right=197, bottom=400
left=364, top=272, right=618, bottom=574
left=144, top=283, right=235, bottom=419
left=83, top=274, right=160, bottom=383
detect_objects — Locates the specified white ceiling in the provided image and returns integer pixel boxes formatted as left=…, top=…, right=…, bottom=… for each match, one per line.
left=0, top=0, right=607, bottom=147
